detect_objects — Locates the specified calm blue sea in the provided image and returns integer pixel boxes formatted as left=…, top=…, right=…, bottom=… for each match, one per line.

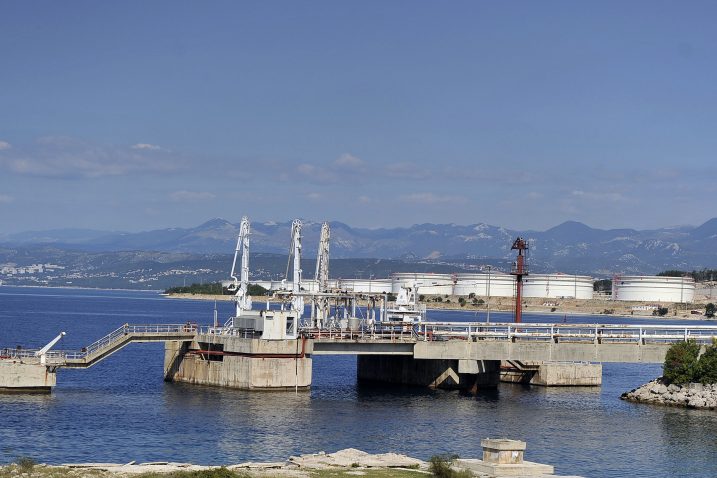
left=1, top=286, right=716, bottom=478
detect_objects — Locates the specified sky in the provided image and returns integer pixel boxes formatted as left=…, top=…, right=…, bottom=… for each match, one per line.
left=1, top=1, right=716, bottom=234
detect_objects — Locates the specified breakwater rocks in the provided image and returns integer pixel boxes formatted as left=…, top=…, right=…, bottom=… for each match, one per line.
left=622, top=378, right=717, bottom=409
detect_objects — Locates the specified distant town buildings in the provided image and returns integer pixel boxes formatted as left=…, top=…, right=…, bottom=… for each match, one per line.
left=0, top=263, right=64, bottom=275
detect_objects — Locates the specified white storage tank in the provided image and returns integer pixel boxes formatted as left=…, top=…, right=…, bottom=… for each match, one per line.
left=452, top=272, right=515, bottom=298
left=335, top=278, right=393, bottom=293
left=522, top=274, right=594, bottom=299
left=613, top=275, right=695, bottom=303
left=391, top=273, right=454, bottom=295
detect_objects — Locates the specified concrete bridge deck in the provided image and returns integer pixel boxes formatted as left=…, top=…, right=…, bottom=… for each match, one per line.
left=305, top=321, right=717, bottom=363
left=5, top=321, right=717, bottom=367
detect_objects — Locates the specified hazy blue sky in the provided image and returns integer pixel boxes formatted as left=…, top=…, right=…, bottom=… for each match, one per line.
left=1, top=1, right=716, bottom=233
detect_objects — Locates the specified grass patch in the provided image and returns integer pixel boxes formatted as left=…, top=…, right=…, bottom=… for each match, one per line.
left=309, top=468, right=428, bottom=478
left=135, top=469, right=247, bottom=478
left=0, top=464, right=107, bottom=478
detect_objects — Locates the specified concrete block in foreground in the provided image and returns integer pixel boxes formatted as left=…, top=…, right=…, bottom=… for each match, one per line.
left=455, top=437, right=559, bottom=477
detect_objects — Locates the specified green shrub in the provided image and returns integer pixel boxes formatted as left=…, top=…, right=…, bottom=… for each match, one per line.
left=428, top=454, right=471, bottom=478
left=663, top=340, right=701, bottom=384
left=14, top=457, right=36, bottom=472
left=697, top=339, right=717, bottom=384
left=652, top=307, right=669, bottom=316
left=706, top=303, right=716, bottom=318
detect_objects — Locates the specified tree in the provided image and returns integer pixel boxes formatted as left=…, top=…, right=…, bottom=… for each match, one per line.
left=593, top=279, right=612, bottom=293
left=663, top=340, right=701, bottom=384
left=458, top=297, right=466, bottom=307
left=706, top=303, right=716, bottom=318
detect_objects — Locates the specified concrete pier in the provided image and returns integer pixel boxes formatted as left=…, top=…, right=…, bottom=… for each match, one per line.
left=357, top=356, right=500, bottom=390
left=164, top=335, right=312, bottom=390
left=500, top=361, right=603, bottom=386
left=0, top=361, right=56, bottom=393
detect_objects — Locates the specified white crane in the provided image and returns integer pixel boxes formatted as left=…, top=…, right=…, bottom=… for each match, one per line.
left=315, top=222, right=330, bottom=292
left=229, top=216, right=252, bottom=319
left=286, top=219, right=304, bottom=318
left=35, top=331, right=66, bottom=365
left=312, top=222, right=331, bottom=327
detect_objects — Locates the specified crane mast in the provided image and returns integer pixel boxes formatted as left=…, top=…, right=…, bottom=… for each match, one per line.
left=312, top=222, right=331, bottom=327
left=286, top=220, right=304, bottom=317
left=315, top=222, right=330, bottom=292
left=229, top=216, right=252, bottom=319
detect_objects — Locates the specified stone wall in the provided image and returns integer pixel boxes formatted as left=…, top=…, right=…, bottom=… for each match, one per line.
left=621, top=378, right=717, bottom=409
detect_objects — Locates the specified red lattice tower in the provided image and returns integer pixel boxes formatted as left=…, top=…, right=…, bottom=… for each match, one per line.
left=510, top=237, right=529, bottom=323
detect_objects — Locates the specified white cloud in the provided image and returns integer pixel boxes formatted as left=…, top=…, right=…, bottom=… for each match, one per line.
left=0, top=141, right=11, bottom=151
left=333, top=153, right=365, bottom=171
left=571, top=189, right=626, bottom=202
left=306, top=192, right=322, bottom=201
left=399, top=193, right=467, bottom=205
left=385, top=162, right=431, bottom=180
left=0, top=136, right=183, bottom=178
left=0, top=194, right=13, bottom=204
left=169, top=190, right=216, bottom=202
left=131, top=143, right=163, bottom=151
left=296, top=163, right=338, bottom=184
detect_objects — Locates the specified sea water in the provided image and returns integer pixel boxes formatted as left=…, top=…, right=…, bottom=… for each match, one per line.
left=1, top=286, right=716, bottom=478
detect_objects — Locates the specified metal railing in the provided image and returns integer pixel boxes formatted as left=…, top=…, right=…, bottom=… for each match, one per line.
left=301, top=321, right=717, bottom=345
left=1, top=323, right=197, bottom=365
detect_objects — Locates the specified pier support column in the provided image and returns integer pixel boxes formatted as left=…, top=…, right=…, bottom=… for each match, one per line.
left=0, top=361, right=56, bottom=393
left=357, top=356, right=500, bottom=390
left=499, top=361, right=602, bottom=386
left=164, top=336, right=312, bottom=391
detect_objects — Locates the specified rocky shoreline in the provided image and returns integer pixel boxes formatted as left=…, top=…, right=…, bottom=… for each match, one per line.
left=0, top=447, right=583, bottom=478
left=621, top=378, right=717, bottom=409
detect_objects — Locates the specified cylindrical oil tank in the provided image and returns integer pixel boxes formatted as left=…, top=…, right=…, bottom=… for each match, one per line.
left=249, top=280, right=272, bottom=291
left=453, top=272, right=515, bottom=297
left=335, top=279, right=393, bottom=294
left=522, top=274, right=594, bottom=299
left=391, top=273, right=454, bottom=295
left=613, top=275, right=695, bottom=302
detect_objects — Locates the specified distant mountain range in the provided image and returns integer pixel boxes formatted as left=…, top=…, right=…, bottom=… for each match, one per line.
left=2, top=217, right=717, bottom=276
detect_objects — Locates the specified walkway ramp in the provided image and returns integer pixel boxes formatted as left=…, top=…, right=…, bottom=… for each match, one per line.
left=3, top=324, right=197, bottom=368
